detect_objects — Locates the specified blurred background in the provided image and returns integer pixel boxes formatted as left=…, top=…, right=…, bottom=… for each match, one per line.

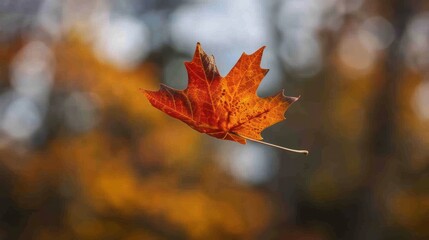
left=0, top=0, right=428, bottom=239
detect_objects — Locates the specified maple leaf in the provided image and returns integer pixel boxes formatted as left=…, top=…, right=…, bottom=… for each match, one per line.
left=142, top=43, right=307, bottom=154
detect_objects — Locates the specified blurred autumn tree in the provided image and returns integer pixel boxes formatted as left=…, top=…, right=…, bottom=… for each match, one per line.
left=0, top=0, right=429, bottom=240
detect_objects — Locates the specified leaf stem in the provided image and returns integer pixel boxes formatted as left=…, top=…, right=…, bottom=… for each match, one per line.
left=234, top=133, right=309, bottom=155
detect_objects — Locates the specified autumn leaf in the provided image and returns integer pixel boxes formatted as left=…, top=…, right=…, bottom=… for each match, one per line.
left=142, top=43, right=308, bottom=154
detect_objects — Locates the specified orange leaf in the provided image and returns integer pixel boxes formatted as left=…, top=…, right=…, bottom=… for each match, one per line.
left=142, top=43, right=299, bottom=145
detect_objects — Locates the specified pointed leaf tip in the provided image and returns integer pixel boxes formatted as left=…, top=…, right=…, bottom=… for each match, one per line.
left=254, top=46, right=266, bottom=56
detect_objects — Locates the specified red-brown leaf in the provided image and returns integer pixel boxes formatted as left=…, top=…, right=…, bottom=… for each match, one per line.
left=142, top=43, right=298, bottom=144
